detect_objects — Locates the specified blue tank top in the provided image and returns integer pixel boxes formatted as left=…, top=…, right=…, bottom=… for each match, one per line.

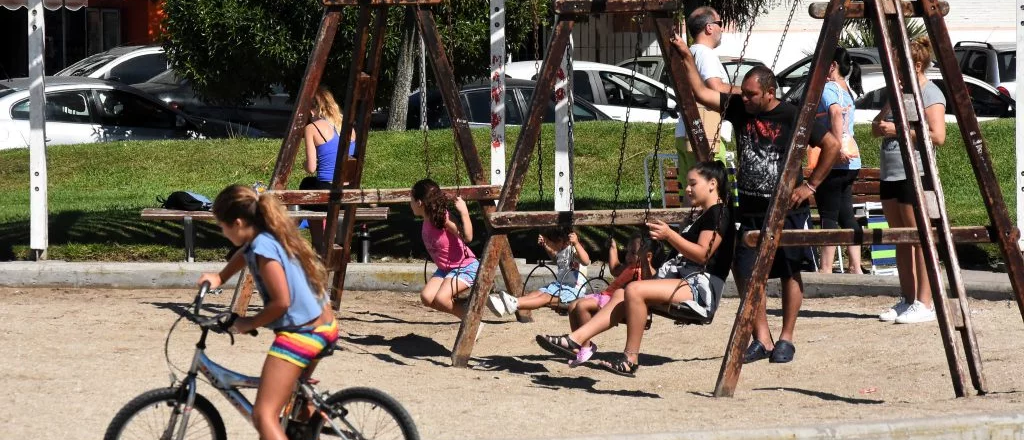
left=244, top=232, right=325, bottom=330
left=314, top=121, right=340, bottom=183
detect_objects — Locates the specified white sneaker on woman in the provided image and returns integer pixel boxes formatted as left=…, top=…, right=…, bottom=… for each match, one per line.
left=879, top=299, right=911, bottom=322
left=895, top=300, right=936, bottom=324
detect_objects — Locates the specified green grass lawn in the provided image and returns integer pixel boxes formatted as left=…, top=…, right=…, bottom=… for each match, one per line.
left=0, top=118, right=1016, bottom=265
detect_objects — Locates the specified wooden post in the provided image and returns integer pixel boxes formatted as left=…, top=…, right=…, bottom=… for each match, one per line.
left=867, top=0, right=970, bottom=396
left=713, top=0, right=848, bottom=398
left=269, top=9, right=343, bottom=190
left=28, top=0, right=48, bottom=260
left=652, top=14, right=711, bottom=162
left=450, top=18, right=575, bottom=367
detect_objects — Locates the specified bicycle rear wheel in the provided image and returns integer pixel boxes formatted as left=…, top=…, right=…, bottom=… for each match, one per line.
left=313, top=387, right=419, bottom=440
left=104, top=387, right=226, bottom=440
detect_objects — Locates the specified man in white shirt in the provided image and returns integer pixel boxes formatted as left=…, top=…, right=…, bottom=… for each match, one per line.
left=675, top=6, right=738, bottom=169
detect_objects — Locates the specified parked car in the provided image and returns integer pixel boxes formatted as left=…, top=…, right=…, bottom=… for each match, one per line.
left=0, top=77, right=267, bottom=150
left=133, top=69, right=293, bottom=137
left=404, top=78, right=611, bottom=130
left=953, top=41, right=1016, bottom=99
left=780, top=65, right=1015, bottom=124
left=56, top=45, right=168, bottom=85
left=505, top=60, right=679, bottom=124
left=615, top=54, right=767, bottom=87
left=775, top=47, right=882, bottom=95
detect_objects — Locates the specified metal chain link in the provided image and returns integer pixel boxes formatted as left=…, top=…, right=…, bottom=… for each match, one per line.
left=710, top=21, right=755, bottom=149
left=566, top=32, right=576, bottom=219
left=533, top=0, right=544, bottom=201
left=612, top=10, right=648, bottom=226
left=420, top=30, right=430, bottom=179
left=772, top=0, right=801, bottom=71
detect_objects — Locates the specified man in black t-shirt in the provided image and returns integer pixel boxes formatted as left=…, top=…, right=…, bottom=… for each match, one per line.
left=671, top=34, right=841, bottom=364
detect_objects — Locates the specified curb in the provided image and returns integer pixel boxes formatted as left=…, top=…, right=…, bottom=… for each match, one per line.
left=0, top=261, right=1014, bottom=301
left=524, top=411, right=1024, bottom=440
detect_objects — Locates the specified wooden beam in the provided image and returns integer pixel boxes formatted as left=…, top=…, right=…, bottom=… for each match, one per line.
left=270, top=10, right=342, bottom=190
left=554, top=0, right=683, bottom=14
left=271, top=185, right=502, bottom=205
left=809, top=1, right=949, bottom=18
left=741, top=226, right=995, bottom=247
left=488, top=209, right=696, bottom=230
left=653, top=15, right=711, bottom=161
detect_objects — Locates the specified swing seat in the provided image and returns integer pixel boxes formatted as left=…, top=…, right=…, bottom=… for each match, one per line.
left=650, top=302, right=714, bottom=326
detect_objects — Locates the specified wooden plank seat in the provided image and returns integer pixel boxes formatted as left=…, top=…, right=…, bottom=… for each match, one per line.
left=741, top=225, right=996, bottom=247
left=141, top=207, right=390, bottom=262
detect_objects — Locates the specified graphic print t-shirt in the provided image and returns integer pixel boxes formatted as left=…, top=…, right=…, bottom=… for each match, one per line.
left=721, top=94, right=827, bottom=215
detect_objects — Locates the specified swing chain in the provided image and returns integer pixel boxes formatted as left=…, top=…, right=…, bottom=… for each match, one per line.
left=419, top=24, right=430, bottom=179
left=611, top=9, right=648, bottom=226
left=533, top=0, right=545, bottom=201
left=772, top=0, right=801, bottom=71
left=566, top=31, right=577, bottom=218
left=710, top=20, right=755, bottom=149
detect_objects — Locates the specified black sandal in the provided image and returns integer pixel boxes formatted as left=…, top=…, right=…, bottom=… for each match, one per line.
left=599, top=354, right=639, bottom=377
left=535, top=334, right=581, bottom=359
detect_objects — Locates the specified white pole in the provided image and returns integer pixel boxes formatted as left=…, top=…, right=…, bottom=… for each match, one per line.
left=554, top=36, right=573, bottom=212
left=489, top=0, right=506, bottom=190
left=28, top=0, right=48, bottom=260
left=1017, top=0, right=1023, bottom=248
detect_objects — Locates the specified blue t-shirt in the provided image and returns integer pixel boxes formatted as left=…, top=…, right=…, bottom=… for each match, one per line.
left=816, top=81, right=861, bottom=170
left=244, top=232, right=324, bottom=330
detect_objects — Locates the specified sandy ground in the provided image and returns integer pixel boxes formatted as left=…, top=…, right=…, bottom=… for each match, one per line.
left=3, top=287, right=1023, bottom=439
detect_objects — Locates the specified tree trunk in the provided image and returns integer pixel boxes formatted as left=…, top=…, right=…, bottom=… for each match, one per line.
left=387, top=9, right=417, bottom=131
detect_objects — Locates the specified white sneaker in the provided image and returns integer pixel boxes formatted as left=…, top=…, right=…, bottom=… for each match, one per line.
left=879, top=299, right=911, bottom=322
left=475, top=322, right=486, bottom=341
left=486, top=293, right=507, bottom=317
left=895, top=300, right=936, bottom=324
left=498, top=291, right=519, bottom=314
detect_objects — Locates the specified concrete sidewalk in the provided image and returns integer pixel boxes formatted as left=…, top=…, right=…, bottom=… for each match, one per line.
left=0, top=260, right=1016, bottom=301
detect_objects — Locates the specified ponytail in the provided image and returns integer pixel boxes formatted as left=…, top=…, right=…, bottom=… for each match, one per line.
left=833, top=47, right=863, bottom=97
left=412, top=178, right=449, bottom=229
left=212, top=185, right=328, bottom=298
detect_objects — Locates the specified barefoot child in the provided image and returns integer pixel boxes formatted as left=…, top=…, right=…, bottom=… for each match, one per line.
left=411, top=178, right=478, bottom=318
left=197, top=184, right=338, bottom=439
left=487, top=227, right=590, bottom=316
left=565, top=234, right=663, bottom=365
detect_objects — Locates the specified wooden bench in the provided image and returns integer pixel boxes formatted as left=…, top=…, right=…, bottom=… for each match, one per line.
left=141, top=207, right=389, bottom=262
left=663, top=165, right=884, bottom=221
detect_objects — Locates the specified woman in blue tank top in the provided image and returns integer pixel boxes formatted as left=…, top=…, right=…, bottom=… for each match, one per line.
left=300, top=87, right=356, bottom=251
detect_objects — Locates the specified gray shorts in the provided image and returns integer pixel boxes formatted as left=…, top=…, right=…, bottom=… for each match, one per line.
left=656, top=259, right=725, bottom=317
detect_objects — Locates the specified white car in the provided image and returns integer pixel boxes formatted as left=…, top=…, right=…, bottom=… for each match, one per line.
left=0, top=77, right=266, bottom=150
left=615, top=54, right=766, bottom=87
left=781, top=66, right=1016, bottom=124
left=505, top=60, right=678, bottom=124
left=56, top=45, right=168, bottom=85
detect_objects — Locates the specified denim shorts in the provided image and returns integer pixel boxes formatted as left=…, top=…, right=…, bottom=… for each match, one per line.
left=431, top=259, right=479, bottom=287
left=539, top=282, right=586, bottom=303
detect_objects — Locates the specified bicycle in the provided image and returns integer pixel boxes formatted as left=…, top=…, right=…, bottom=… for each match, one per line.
left=104, top=282, right=420, bottom=440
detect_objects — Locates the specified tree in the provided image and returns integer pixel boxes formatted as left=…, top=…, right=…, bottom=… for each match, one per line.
left=161, top=0, right=544, bottom=128
left=683, top=0, right=783, bottom=28
left=839, top=18, right=928, bottom=48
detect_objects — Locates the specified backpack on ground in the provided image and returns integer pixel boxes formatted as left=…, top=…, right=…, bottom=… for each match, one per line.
left=158, top=191, right=212, bottom=211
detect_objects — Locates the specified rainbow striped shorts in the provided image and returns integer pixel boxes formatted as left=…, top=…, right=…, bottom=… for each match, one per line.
left=269, top=319, right=340, bottom=368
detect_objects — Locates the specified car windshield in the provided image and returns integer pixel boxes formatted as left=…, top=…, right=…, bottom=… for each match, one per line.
left=998, top=51, right=1016, bottom=82
left=0, top=86, right=15, bottom=99
left=57, top=53, right=121, bottom=77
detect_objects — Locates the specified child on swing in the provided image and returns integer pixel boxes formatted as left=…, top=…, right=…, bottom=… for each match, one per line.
left=487, top=227, right=590, bottom=316
left=197, top=184, right=338, bottom=439
left=411, top=178, right=478, bottom=318
left=564, top=233, right=664, bottom=366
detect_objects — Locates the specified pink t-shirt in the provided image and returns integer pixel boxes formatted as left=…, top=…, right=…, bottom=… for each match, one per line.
left=422, top=211, right=477, bottom=271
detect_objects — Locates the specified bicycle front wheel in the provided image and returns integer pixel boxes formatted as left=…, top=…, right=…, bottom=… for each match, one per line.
left=314, top=387, right=419, bottom=440
left=104, top=387, right=226, bottom=440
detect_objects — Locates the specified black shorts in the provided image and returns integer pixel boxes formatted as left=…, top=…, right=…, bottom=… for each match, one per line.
left=879, top=178, right=933, bottom=204
left=299, top=176, right=333, bottom=212
left=733, top=209, right=814, bottom=280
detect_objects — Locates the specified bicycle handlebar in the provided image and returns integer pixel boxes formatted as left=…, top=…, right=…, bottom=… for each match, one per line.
left=192, top=282, right=258, bottom=337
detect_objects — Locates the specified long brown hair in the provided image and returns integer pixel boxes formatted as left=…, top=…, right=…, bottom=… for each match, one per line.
left=412, top=178, right=449, bottom=229
left=312, top=86, right=342, bottom=131
left=212, top=185, right=327, bottom=297
left=909, top=36, right=934, bottom=74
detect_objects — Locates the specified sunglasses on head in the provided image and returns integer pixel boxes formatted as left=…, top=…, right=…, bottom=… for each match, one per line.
left=709, top=20, right=723, bottom=27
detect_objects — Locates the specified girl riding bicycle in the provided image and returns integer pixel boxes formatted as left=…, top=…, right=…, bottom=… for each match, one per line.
left=198, top=184, right=337, bottom=440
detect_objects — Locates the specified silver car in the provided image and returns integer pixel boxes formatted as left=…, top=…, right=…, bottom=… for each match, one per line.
left=0, top=77, right=266, bottom=150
